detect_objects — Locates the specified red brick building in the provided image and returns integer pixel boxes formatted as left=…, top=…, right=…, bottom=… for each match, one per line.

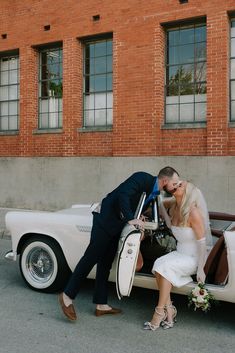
left=0, top=0, right=235, bottom=211
left=0, top=0, right=234, bottom=157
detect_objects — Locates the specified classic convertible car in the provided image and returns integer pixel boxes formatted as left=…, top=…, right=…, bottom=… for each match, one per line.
left=4, top=197, right=235, bottom=303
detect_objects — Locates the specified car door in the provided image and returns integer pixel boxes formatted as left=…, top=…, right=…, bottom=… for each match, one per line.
left=116, top=223, right=142, bottom=299
left=116, top=192, right=160, bottom=299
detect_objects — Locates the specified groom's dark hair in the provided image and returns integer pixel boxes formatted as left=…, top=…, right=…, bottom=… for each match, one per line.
left=158, top=166, right=179, bottom=179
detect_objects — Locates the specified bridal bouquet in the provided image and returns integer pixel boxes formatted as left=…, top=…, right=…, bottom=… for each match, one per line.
left=188, top=283, right=216, bottom=312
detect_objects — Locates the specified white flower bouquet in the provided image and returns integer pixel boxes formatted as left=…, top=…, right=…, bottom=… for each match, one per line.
left=188, top=282, right=216, bottom=312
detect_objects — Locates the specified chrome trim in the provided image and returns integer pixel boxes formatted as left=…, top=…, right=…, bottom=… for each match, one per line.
left=5, top=251, right=15, bottom=261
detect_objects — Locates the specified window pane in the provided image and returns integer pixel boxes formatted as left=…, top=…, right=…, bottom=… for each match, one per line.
left=0, top=86, right=8, bottom=101
left=9, top=70, right=18, bottom=84
left=180, top=84, right=194, bottom=96
left=231, top=59, right=235, bottom=79
left=195, top=26, right=206, bottom=43
left=195, top=83, right=206, bottom=95
left=107, top=92, right=113, bottom=108
left=0, top=116, right=8, bottom=130
left=180, top=93, right=194, bottom=103
left=1, top=71, right=8, bottom=85
left=95, top=41, right=107, bottom=57
left=107, top=55, right=112, bottom=72
left=87, top=44, right=95, bottom=58
left=107, top=109, right=112, bottom=125
left=85, top=58, right=95, bottom=75
left=95, top=56, right=106, bottom=74
left=166, top=84, right=179, bottom=97
left=180, top=27, right=195, bottom=45
left=166, top=104, right=179, bottom=123
left=195, top=42, right=206, bottom=61
left=168, top=30, right=180, bottom=47
left=9, top=115, right=18, bottom=130
left=85, top=76, right=95, bottom=92
left=195, top=62, right=206, bottom=82
left=231, top=38, right=235, bottom=58
left=179, top=44, right=194, bottom=64
left=95, top=93, right=106, bottom=109
left=232, top=22, right=235, bottom=38
left=95, top=75, right=106, bottom=91
left=9, top=101, right=17, bottom=115
left=107, top=74, right=112, bottom=91
left=107, top=41, right=113, bottom=55
left=9, top=85, right=17, bottom=99
left=231, top=81, right=235, bottom=100
left=166, top=95, right=179, bottom=104
left=84, top=93, right=94, bottom=110
left=231, top=101, right=235, bottom=121
left=195, top=102, right=206, bottom=121
left=168, top=46, right=180, bottom=65
left=48, top=111, right=58, bottom=128
left=0, top=59, right=8, bottom=71
left=58, top=112, right=62, bottom=127
left=39, top=113, right=49, bottom=129
left=40, top=98, right=49, bottom=113
left=0, top=102, right=8, bottom=115
left=84, top=110, right=95, bottom=126
left=9, top=57, right=18, bottom=70
left=180, top=103, right=194, bottom=122
left=95, top=109, right=107, bottom=125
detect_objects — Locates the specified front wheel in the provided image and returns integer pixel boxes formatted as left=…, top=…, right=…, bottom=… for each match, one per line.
left=19, top=236, right=71, bottom=293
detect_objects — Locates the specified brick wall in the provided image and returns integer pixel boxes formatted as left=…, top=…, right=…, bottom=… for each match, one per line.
left=0, top=0, right=235, bottom=157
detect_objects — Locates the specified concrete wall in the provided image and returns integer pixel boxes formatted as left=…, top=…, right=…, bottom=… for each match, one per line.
left=0, top=157, right=234, bottom=213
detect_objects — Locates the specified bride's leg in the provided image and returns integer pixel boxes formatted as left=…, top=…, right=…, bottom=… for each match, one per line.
left=148, top=273, right=172, bottom=327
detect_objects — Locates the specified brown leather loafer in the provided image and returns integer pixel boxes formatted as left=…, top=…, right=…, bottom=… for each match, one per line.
left=58, top=293, right=77, bottom=321
left=95, top=307, right=122, bottom=317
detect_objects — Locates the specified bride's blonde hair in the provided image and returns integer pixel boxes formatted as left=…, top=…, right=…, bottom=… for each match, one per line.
left=179, top=182, right=201, bottom=226
left=175, top=182, right=212, bottom=245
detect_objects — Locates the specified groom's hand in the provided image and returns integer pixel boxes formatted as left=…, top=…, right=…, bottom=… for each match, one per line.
left=128, top=218, right=145, bottom=231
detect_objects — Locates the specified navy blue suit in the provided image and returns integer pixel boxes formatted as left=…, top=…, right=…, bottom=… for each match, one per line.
left=64, top=172, right=156, bottom=304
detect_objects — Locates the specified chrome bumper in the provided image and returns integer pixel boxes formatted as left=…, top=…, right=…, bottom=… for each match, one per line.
left=5, top=250, right=15, bottom=261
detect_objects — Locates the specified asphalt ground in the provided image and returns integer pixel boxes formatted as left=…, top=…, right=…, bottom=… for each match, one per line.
left=0, top=208, right=235, bottom=353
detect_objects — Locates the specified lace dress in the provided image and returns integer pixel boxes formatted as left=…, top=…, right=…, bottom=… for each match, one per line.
left=152, top=226, right=199, bottom=287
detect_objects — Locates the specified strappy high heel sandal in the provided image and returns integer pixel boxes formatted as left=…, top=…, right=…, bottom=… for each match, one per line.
left=143, top=307, right=167, bottom=331
left=161, top=303, right=177, bottom=330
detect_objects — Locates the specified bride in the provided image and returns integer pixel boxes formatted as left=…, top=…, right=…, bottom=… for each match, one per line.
left=144, top=181, right=212, bottom=331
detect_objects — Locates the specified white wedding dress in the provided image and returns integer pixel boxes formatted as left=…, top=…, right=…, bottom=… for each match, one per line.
left=152, top=226, right=199, bottom=287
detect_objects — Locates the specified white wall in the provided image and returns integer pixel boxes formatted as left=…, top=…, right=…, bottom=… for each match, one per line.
left=0, top=156, right=234, bottom=213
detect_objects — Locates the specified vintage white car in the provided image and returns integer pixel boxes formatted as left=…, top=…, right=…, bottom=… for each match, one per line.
left=4, top=198, right=235, bottom=303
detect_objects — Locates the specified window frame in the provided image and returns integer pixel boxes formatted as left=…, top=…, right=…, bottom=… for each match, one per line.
left=82, top=34, right=113, bottom=130
left=164, top=22, right=207, bottom=127
left=38, top=44, right=63, bottom=131
left=0, top=51, right=20, bottom=133
left=230, top=19, right=235, bottom=123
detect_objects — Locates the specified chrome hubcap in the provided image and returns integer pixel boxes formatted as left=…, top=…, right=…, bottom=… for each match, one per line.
left=26, top=247, right=54, bottom=283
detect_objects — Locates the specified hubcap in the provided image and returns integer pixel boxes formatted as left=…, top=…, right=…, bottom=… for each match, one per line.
left=26, top=247, right=54, bottom=283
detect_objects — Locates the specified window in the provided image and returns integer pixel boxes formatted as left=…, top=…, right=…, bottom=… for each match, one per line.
left=83, top=38, right=113, bottom=128
left=230, top=20, right=235, bottom=122
left=0, top=54, right=19, bottom=131
left=165, top=24, right=207, bottom=124
left=38, top=46, right=63, bottom=129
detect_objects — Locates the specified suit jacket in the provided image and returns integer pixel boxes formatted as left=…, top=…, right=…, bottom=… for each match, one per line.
left=97, top=172, right=156, bottom=236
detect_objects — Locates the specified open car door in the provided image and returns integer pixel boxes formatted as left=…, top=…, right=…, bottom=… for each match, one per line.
left=116, top=193, right=159, bottom=299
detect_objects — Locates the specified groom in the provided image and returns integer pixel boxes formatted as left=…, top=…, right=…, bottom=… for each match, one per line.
left=59, top=166, right=180, bottom=321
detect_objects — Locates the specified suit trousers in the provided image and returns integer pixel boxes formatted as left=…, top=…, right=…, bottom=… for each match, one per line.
left=64, top=213, right=120, bottom=304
